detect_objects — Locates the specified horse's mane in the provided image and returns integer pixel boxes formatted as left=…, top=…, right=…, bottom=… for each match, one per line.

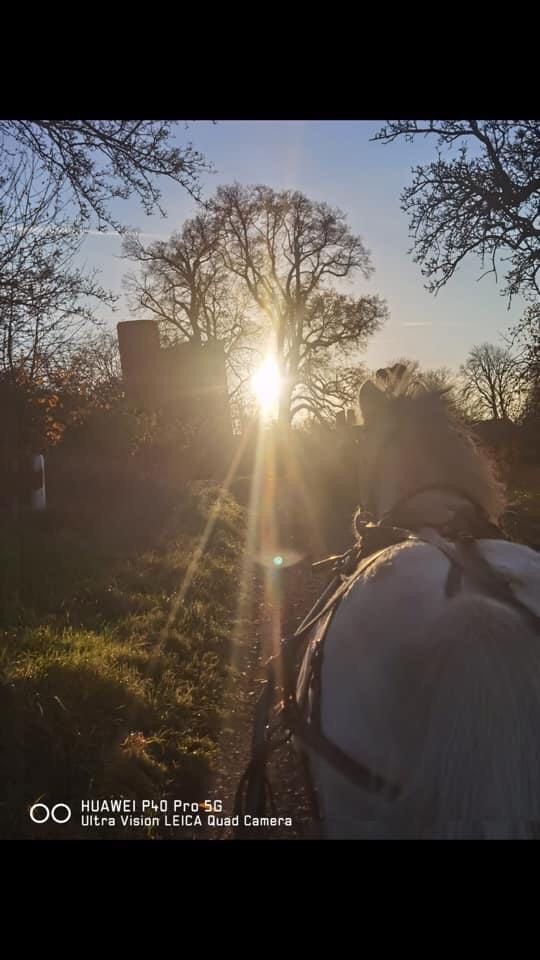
left=373, top=364, right=507, bottom=521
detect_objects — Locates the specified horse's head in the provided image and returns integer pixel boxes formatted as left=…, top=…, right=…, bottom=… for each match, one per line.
left=357, top=365, right=426, bottom=513
left=356, top=364, right=504, bottom=522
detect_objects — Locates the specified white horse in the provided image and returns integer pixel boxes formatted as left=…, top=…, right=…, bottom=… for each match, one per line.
left=297, top=367, right=540, bottom=839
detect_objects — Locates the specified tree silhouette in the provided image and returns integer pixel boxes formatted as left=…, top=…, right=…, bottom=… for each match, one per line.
left=1, top=120, right=210, bottom=231
left=0, top=158, right=113, bottom=381
left=210, top=184, right=387, bottom=424
left=459, top=343, right=524, bottom=421
left=373, top=120, right=540, bottom=302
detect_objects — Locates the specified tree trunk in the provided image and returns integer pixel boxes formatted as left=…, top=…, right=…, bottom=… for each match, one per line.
left=278, top=382, right=293, bottom=427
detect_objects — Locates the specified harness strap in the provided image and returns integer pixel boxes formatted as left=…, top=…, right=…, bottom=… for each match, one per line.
left=284, top=694, right=401, bottom=801
left=419, top=528, right=540, bottom=631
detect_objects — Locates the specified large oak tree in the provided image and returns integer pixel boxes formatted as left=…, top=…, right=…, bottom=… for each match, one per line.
left=210, top=183, right=387, bottom=424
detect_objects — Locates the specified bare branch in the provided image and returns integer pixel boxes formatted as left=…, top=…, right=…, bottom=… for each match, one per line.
left=1, top=120, right=211, bottom=230
left=373, top=120, right=540, bottom=302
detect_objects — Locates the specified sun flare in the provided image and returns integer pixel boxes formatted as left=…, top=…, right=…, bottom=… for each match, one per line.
left=251, top=356, right=281, bottom=418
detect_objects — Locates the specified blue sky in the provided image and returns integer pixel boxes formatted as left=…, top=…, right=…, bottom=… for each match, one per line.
left=81, top=120, right=525, bottom=372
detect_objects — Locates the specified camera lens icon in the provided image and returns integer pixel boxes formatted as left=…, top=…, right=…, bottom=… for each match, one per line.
left=29, top=803, right=72, bottom=824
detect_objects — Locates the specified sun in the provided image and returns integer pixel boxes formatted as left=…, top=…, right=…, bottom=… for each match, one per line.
left=251, top=356, right=281, bottom=418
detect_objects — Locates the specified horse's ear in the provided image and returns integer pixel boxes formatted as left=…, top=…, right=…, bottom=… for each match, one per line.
left=359, top=380, right=389, bottom=424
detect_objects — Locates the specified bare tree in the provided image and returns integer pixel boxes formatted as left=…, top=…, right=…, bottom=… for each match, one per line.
left=0, top=120, right=210, bottom=483
left=297, top=361, right=370, bottom=425
left=0, top=120, right=210, bottom=230
left=210, top=184, right=387, bottom=424
left=459, top=343, right=524, bottom=421
left=0, top=158, right=114, bottom=381
left=507, top=302, right=540, bottom=426
left=122, top=215, right=260, bottom=410
left=123, top=215, right=254, bottom=346
left=373, top=120, right=540, bottom=302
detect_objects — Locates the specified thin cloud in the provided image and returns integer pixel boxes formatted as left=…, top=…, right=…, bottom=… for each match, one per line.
left=401, top=321, right=433, bottom=327
left=84, top=230, right=166, bottom=240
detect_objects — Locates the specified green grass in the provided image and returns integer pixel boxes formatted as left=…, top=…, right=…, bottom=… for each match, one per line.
left=0, top=482, right=246, bottom=839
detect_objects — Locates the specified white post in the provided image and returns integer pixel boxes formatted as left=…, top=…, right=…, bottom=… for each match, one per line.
left=30, top=454, right=46, bottom=511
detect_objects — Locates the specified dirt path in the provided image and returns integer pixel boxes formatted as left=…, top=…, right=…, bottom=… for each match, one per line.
left=200, top=553, right=335, bottom=841
left=199, top=491, right=356, bottom=842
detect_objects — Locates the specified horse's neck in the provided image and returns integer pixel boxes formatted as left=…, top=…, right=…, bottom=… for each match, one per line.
left=376, top=440, right=476, bottom=527
left=375, top=423, right=497, bottom=527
